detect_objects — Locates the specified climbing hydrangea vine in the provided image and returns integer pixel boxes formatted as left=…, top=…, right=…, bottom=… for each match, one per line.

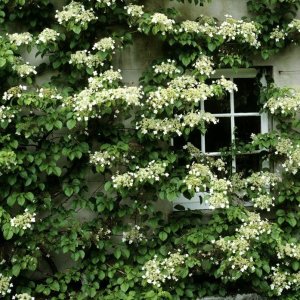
left=0, top=0, right=300, bottom=299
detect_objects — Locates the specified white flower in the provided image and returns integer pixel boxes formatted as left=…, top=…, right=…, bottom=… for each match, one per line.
left=10, top=209, right=36, bottom=230
left=7, top=32, right=32, bottom=46
left=125, top=4, right=144, bottom=18
left=36, top=28, right=60, bottom=44
left=151, top=13, right=175, bottom=34
left=93, top=37, right=115, bottom=52
left=55, top=2, right=97, bottom=29
left=12, top=62, right=37, bottom=78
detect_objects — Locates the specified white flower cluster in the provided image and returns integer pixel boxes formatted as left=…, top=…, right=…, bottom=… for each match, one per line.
left=277, top=242, right=300, bottom=260
left=0, top=150, right=17, bottom=172
left=252, top=194, right=275, bottom=211
left=184, top=163, right=213, bottom=192
left=151, top=13, right=175, bottom=35
left=181, top=111, right=218, bottom=127
left=180, top=20, right=203, bottom=34
left=125, top=4, right=144, bottom=18
left=179, top=16, right=218, bottom=37
left=88, top=69, right=122, bottom=88
left=93, top=37, right=115, bottom=52
left=112, top=160, right=169, bottom=188
left=90, top=147, right=128, bottom=169
left=288, top=19, right=300, bottom=32
left=12, top=62, right=37, bottom=78
left=236, top=212, right=272, bottom=240
left=7, top=32, right=32, bottom=46
left=12, top=293, right=35, bottom=300
left=142, top=252, right=188, bottom=287
left=275, top=138, right=300, bottom=174
left=153, top=60, right=181, bottom=76
left=90, top=151, right=115, bottom=168
left=146, top=81, right=214, bottom=113
left=95, top=228, right=111, bottom=242
left=227, top=256, right=255, bottom=276
left=207, top=178, right=232, bottom=209
left=244, top=171, right=280, bottom=211
left=36, top=28, right=60, bottom=44
left=137, top=117, right=182, bottom=136
left=2, top=85, right=27, bottom=101
left=0, top=274, right=13, bottom=297
left=122, top=224, right=145, bottom=244
left=0, top=105, right=15, bottom=124
left=71, top=85, right=143, bottom=120
left=213, top=237, right=250, bottom=256
left=270, top=26, right=288, bottom=42
left=181, top=84, right=215, bottom=103
left=55, top=2, right=97, bottom=29
left=215, top=76, right=238, bottom=93
left=10, top=209, right=36, bottom=230
left=168, top=75, right=198, bottom=90
left=69, top=50, right=104, bottom=69
left=212, top=212, right=271, bottom=278
left=264, top=89, right=300, bottom=115
left=270, top=266, right=292, bottom=296
left=219, top=15, right=261, bottom=48
left=193, top=55, right=215, bottom=77
left=137, top=111, right=217, bottom=136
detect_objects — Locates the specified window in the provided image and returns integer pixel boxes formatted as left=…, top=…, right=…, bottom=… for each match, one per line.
left=173, top=68, right=270, bottom=210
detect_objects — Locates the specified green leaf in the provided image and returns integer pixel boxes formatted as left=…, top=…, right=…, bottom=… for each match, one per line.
left=291, top=260, right=299, bottom=271
left=104, top=181, right=112, bottom=191
left=53, top=166, right=62, bottom=176
left=0, top=57, right=6, bottom=68
left=287, top=218, right=297, bottom=227
left=114, top=248, right=121, bottom=259
left=52, top=60, right=61, bottom=69
left=12, top=264, right=21, bottom=276
left=121, top=283, right=129, bottom=293
left=159, top=231, right=168, bottom=241
left=50, top=281, right=60, bottom=292
left=67, top=119, right=76, bottom=130
left=64, top=186, right=74, bottom=197
left=208, top=43, right=216, bottom=52
left=3, top=224, right=13, bottom=240
left=7, top=194, right=16, bottom=207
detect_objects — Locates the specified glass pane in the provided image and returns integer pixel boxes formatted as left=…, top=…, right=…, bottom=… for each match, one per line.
left=204, top=92, right=230, bottom=114
left=234, top=78, right=260, bottom=113
left=205, top=117, right=231, bottom=152
left=173, top=129, right=201, bottom=150
left=236, top=153, right=262, bottom=176
left=235, top=117, right=260, bottom=145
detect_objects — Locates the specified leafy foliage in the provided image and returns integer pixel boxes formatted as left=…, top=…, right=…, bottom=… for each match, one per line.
left=0, top=0, right=300, bottom=299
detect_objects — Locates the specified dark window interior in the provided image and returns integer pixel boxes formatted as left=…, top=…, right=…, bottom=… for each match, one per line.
left=234, top=78, right=260, bottom=113
left=235, top=116, right=261, bottom=145
left=205, top=117, right=231, bottom=152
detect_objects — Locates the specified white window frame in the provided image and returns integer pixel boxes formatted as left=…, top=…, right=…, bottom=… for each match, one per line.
left=173, top=68, right=270, bottom=211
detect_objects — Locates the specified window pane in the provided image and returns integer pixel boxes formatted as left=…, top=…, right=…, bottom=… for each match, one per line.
left=204, top=92, right=230, bottom=114
left=235, top=117, right=260, bottom=144
left=205, top=117, right=231, bottom=152
left=236, top=153, right=262, bottom=176
left=173, top=129, right=201, bottom=150
left=234, top=78, right=260, bottom=113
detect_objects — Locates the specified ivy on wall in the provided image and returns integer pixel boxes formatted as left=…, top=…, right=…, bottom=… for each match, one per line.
left=0, top=0, right=300, bottom=299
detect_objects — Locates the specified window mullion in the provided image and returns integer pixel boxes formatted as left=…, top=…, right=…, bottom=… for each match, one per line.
left=201, top=100, right=206, bottom=153
left=230, top=77, right=236, bottom=171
